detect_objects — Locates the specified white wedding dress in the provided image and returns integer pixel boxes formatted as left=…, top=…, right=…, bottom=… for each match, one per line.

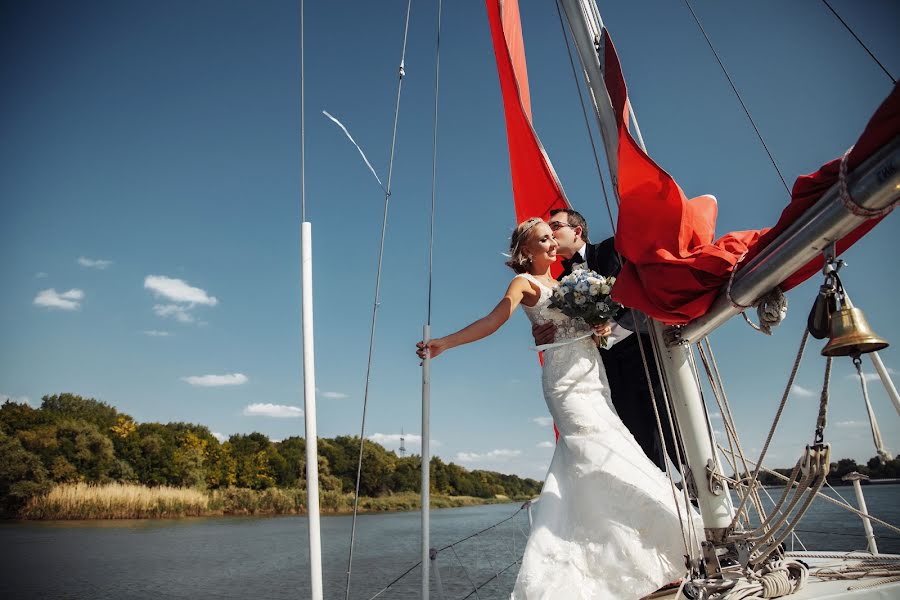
left=512, top=273, right=697, bottom=600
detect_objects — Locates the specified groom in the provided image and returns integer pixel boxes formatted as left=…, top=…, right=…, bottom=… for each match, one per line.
left=533, top=208, right=680, bottom=473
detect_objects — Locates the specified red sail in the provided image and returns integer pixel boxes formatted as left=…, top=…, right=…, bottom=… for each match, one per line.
left=605, top=28, right=897, bottom=323
left=486, top=0, right=570, bottom=229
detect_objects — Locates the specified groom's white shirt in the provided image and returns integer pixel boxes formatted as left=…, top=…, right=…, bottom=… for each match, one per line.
left=573, top=244, right=633, bottom=348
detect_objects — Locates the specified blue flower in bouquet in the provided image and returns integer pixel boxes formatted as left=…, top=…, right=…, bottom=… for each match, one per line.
left=548, top=266, right=623, bottom=338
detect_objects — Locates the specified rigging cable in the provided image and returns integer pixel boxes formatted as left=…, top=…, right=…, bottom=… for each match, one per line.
left=345, top=2, right=414, bottom=599
left=681, top=0, right=792, bottom=197
left=820, top=0, right=896, bottom=84
left=364, top=505, right=530, bottom=600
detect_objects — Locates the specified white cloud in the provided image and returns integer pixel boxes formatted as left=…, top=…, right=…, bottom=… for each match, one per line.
left=145, top=275, right=218, bottom=305
left=33, top=288, right=84, bottom=310
left=77, top=256, right=112, bottom=269
left=142, top=330, right=172, bottom=337
left=153, top=304, right=194, bottom=323
left=212, top=432, right=228, bottom=442
left=242, top=403, right=304, bottom=418
left=1, top=394, right=31, bottom=405
left=182, top=373, right=248, bottom=387
left=367, top=432, right=441, bottom=450
left=709, top=411, right=722, bottom=420
left=790, top=384, right=815, bottom=398
left=846, top=367, right=897, bottom=384
left=321, top=391, right=348, bottom=399
left=532, top=416, right=553, bottom=427
left=835, top=420, right=866, bottom=428
left=536, top=441, right=554, bottom=449
left=455, top=449, right=521, bottom=463
left=35, top=272, right=48, bottom=279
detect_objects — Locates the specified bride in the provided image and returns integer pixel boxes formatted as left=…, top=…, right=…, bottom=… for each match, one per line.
left=416, top=217, right=695, bottom=599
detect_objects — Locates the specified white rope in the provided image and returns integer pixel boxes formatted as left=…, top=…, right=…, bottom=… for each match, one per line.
left=838, top=145, right=899, bottom=219
left=695, top=559, right=809, bottom=599
left=718, top=448, right=900, bottom=537
left=854, top=356, right=894, bottom=462
left=740, top=287, right=787, bottom=335
left=729, top=330, right=810, bottom=530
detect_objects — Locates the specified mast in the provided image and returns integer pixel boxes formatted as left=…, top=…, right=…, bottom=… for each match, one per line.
left=558, top=0, right=735, bottom=538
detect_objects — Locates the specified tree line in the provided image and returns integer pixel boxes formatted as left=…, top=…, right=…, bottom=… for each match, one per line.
left=0, top=394, right=542, bottom=516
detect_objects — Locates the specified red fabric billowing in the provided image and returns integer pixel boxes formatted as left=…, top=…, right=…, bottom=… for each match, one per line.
left=749, top=84, right=898, bottom=291
left=608, top=25, right=897, bottom=323
left=604, top=30, right=764, bottom=323
left=486, top=0, right=570, bottom=236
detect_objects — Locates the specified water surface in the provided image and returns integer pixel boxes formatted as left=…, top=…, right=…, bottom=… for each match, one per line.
left=1, top=486, right=897, bottom=599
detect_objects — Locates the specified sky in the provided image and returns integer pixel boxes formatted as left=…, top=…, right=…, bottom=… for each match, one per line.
left=1, top=0, right=898, bottom=481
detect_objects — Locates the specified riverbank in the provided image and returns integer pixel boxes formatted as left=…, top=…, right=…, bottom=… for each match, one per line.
left=17, top=483, right=520, bottom=520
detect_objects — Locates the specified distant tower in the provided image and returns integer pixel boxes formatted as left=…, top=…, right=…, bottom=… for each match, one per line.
left=399, top=428, right=407, bottom=457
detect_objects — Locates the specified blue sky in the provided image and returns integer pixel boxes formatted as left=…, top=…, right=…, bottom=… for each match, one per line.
left=1, top=0, right=897, bottom=480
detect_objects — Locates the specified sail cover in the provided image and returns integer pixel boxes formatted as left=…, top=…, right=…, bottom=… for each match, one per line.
left=486, top=0, right=570, bottom=228
left=609, top=25, right=898, bottom=323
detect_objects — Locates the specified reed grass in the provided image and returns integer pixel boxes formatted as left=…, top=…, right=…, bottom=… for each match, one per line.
left=23, top=483, right=210, bottom=519
left=22, top=484, right=521, bottom=520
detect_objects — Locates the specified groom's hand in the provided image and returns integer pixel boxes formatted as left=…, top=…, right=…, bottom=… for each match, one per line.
left=532, top=322, right=556, bottom=345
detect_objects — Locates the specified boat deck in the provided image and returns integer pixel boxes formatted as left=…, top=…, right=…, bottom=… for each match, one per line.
left=644, top=552, right=900, bottom=599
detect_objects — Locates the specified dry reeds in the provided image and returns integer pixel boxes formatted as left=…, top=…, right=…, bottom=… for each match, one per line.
left=21, top=484, right=516, bottom=520
left=23, top=483, right=211, bottom=519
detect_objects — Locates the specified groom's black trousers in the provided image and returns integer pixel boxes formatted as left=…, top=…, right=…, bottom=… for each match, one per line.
left=599, top=333, right=682, bottom=474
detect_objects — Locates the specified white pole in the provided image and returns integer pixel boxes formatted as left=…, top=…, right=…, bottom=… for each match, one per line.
left=422, top=324, right=432, bottom=600
left=302, top=222, right=323, bottom=600
left=854, top=480, right=878, bottom=554
left=650, top=323, right=735, bottom=531
left=845, top=473, right=878, bottom=554
left=869, top=351, right=900, bottom=418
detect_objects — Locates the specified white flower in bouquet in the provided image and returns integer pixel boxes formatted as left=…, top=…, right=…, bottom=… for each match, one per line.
left=547, top=267, right=624, bottom=348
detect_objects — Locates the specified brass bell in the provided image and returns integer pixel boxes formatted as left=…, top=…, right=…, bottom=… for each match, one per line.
left=821, top=304, right=889, bottom=357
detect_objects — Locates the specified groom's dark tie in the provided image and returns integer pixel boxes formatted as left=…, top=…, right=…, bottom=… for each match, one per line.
left=563, top=253, right=584, bottom=272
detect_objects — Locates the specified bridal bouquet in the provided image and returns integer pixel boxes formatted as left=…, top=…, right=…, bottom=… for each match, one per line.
left=549, top=265, right=622, bottom=347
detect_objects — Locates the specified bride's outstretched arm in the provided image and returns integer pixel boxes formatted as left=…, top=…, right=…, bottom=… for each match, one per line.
left=416, top=277, right=532, bottom=360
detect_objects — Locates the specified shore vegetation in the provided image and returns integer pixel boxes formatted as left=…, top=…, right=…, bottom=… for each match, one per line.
left=1, top=394, right=542, bottom=519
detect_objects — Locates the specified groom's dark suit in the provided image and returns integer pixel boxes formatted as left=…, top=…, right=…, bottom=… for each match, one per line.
left=560, top=237, right=680, bottom=473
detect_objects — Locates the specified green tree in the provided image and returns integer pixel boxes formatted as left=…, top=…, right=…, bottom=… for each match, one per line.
left=54, top=419, right=116, bottom=482
left=40, top=394, right=118, bottom=433
left=0, top=432, right=50, bottom=515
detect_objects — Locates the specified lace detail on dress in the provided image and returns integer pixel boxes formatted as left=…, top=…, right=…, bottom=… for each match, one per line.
left=511, top=272, right=699, bottom=599
left=516, top=273, right=592, bottom=343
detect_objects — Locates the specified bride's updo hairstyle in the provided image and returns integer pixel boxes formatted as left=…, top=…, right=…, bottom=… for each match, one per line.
left=505, top=217, right=544, bottom=273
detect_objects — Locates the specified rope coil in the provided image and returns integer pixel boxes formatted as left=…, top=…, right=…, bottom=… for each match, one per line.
left=838, top=145, right=898, bottom=219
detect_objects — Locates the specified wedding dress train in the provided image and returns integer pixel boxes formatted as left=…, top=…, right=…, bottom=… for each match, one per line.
left=512, top=273, right=697, bottom=599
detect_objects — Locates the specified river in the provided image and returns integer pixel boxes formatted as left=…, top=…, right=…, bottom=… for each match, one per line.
left=1, top=485, right=898, bottom=599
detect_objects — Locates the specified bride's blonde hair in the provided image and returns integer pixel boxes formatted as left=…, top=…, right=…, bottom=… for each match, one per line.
left=505, top=217, right=544, bottom=274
